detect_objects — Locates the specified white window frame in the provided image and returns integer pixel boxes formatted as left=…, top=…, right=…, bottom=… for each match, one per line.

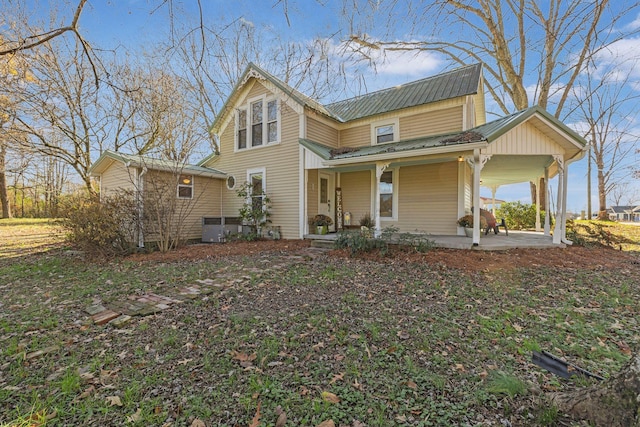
left=235, top=95, right=281, bottom=151
left=371, top=118, right=399, bottom=145
left=177, top=174, right=194, bottom=199
left=375, top=168, right=398, bottom=221
left=246, top=167, right=267, bottom=214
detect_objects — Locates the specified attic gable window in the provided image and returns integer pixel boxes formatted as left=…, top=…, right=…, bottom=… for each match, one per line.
left=371, top=118, right=399, bottom=145
left=235, top=96, right=280, bottom=151
left=377, top=125, right=394, bottom=143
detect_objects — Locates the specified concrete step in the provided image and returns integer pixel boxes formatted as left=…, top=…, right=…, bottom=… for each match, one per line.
left=310, top=239, right=335, bottom=249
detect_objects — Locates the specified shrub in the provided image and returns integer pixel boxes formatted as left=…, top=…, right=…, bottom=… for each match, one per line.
left=335, top=229, right=388, bottom=256
left=495, top=201, right=547, bottom=230
left=60, top=191, right=139, bottom=257
left=236, top=182, right=271, bottom=240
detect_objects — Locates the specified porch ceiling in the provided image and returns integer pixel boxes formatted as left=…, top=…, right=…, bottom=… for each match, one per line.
left=480, top=154, right=552, bottom=188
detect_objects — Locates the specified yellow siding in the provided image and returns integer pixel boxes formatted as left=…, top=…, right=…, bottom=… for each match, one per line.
left=100, top=160, right=137, bottom=196
left=486, top=121, right=561, bottom=155
left=397, top=162, right=459, bottom=234
left=399, top=106, right=463, bottom=140
left=212, top=81, right=301, bottom=239
left=339, top=124, right=369, bottom=148
left=464, top=163, right=472, bottom=214
left=340, top=170, right=372, bottom=224
left=306, top=169, right=318, bottom=227
left=141, top=171, right=222, bottom=242
left=307, top=117, right=339, bottom=148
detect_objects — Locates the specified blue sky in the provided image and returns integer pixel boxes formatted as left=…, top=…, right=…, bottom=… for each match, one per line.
left=14, top=0, right=640, bottom=212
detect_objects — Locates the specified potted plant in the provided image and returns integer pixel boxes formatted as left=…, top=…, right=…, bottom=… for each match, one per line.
left=311, top=214, right=333, bottom=235
left=359, top=213, right=374, bottom=237
left=457, top=215, right=487, bottom=237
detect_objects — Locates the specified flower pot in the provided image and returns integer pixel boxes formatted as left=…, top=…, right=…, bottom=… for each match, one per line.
left=316, top=225, right=328, bottom=235
left=464, top=227, right=473, bottom=237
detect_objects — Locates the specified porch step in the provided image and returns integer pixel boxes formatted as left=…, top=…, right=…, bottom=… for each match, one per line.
left=310, top=239, right=335, bottom=249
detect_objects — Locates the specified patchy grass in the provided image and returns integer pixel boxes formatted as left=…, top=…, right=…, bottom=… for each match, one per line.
left=0, top=220, right=639, bottom=426
left=569, top=220, right=640, bottom=253
left=0, top=218, right=65, bottom=261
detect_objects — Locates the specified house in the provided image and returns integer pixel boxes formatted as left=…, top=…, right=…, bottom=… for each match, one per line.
left=90, top=63, right=587, bottom=247
left=608, top=205, right=640, bottom=222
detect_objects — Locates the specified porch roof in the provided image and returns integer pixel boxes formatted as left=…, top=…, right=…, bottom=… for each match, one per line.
left=89, top=150, right=227, bottom=179
left=300, top=106, right=587, bottom=172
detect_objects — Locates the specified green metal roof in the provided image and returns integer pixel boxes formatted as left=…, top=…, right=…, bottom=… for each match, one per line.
left=325, top=63, right=482, bottom=122
left=300, top=129, right=486, bottom=161
left=89, top=150, right=227, bottom=178
left=208, top=62, right=483, bottom=140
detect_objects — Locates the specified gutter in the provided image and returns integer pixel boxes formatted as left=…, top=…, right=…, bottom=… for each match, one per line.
left=320, top=141, right=489, bottom=167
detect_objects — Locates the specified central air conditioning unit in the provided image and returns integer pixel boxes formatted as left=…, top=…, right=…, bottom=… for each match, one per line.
left=202, top=217, right=223, bottom=243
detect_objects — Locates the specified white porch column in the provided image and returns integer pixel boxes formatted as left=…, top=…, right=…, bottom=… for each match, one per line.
left=535, top=177, right=541, bottom=231
left=374, top=162, right=389, bottom=238
left=544, top=167, right=550, bottom=235
left=553, top=155, right=564, bottom=244
left=472, top=151, right=490, bottom=246
left=561, top=161, right=572, bottom=244
left=491, top=186, right=498, bottom=216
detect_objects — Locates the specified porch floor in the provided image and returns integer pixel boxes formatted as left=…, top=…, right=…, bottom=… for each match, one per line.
left=304, top=230, right=564, bottom=251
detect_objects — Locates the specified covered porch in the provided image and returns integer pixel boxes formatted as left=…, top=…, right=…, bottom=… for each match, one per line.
left=305, top=229, right=561, bottom=250
left=300, top=106, right=587, bottom=247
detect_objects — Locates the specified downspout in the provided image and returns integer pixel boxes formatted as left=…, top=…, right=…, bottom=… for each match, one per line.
left=137, top=166, right=147, bottom=248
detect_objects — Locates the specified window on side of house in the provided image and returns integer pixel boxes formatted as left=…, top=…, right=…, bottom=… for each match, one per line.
left=250, top=172, right=264, bottom=212
left=371, top=118, right=399, bottom=145
left=379, top=171, right=393, bottom=218
left=376, top=124, right=395, bottom=144
left=236, top=97, right=279, bottom=150
left=237, top=109, right=247, bottom=149
left=251, top=100, right=263, bottom=147
left=267, top=100, right=278, bottom=143
left=178, top=174, right=193, bottom=199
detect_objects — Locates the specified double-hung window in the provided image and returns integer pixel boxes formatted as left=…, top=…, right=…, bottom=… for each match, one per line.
left=177, top=175, right=193, bottom=199
left=247, top=168, right=266, bottom=214
left=379, top=171, right=393, bottom=218
left=236, top=97, right=279, bottom=150
left=371, top=118, right=399, bottom=145
left=237, top=109, right=247, bottom=149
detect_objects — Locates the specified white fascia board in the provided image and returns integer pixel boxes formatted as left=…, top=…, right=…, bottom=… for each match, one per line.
left=320, top=141, right=489, bottom=167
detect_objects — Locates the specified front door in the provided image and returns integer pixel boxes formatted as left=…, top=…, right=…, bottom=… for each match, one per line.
left=318, top=171, right=335, bottom=231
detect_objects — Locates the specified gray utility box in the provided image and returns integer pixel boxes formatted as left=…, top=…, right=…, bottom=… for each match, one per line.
left=202, top=217, right=248, bottom=243
left=202, top=217, right=223, bottom=243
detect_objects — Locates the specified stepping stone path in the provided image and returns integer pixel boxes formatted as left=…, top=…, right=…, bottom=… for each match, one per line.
left=86, top=282, right=219, bottom=327
left=85, top=248, right=330, bottom=327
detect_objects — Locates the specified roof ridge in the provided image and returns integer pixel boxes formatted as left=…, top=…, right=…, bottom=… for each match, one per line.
left=326, top=63, right=481, bottom=107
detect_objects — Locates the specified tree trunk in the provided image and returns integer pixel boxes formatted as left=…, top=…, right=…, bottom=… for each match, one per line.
left=597, top=167, right=608, bottom=220
left=0, top=144, right=12, bottom=219
left=549, top=352, right=640, bottom=426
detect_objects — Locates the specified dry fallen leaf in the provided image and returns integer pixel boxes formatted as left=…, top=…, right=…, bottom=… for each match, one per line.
left=275, top=410, right=287, bottom=427
left=232, top=351, right=257, bottom=362
left=191, top=418, right=206, bottom=427
left=405, top=380, right=417, bottom=390
left=126, top=408, right=142, bottom=423
left=106, top=395, right=123, bottom=407
left=321, top=391, right=340, bottom=404
left=248, top=401, right=261, bottom=427
left=329, top=372, right=344, bottom=385
left=317, top=420, right=335, bottom=427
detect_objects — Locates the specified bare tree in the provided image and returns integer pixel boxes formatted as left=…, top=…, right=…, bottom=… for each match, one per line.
left=570, top=58, right=640, bottom=219
left=344, top=1, right=640, bottom=205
